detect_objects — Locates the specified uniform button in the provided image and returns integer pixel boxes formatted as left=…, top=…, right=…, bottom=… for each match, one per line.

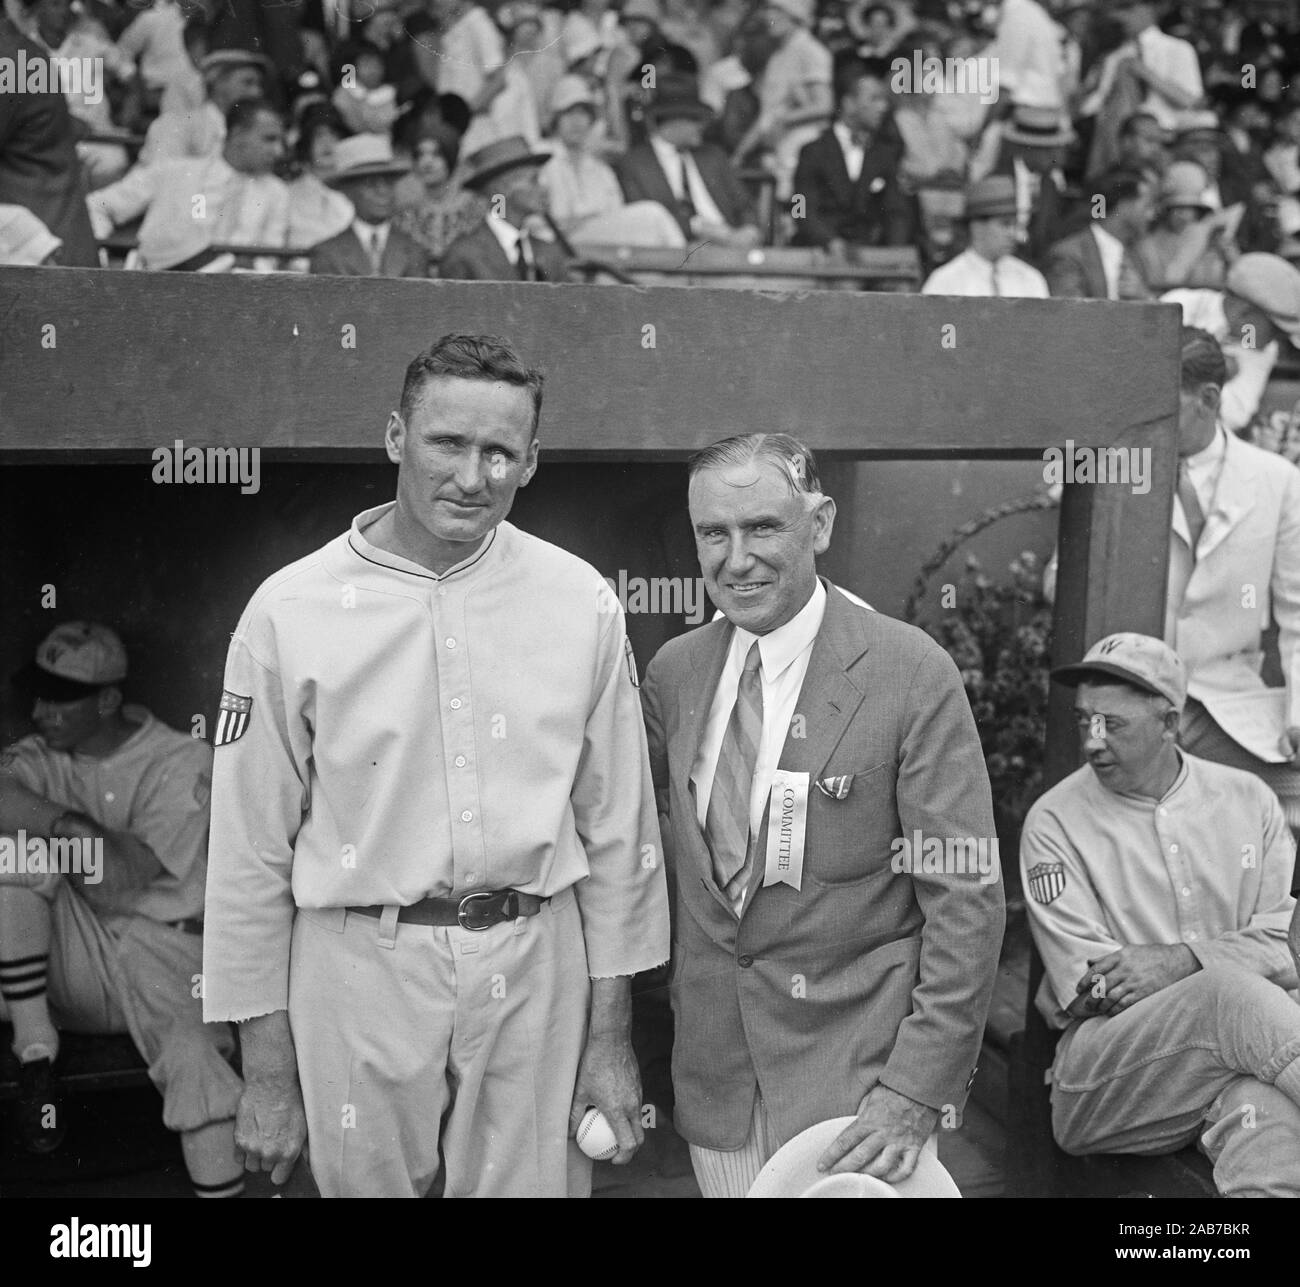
left=446, top=637, right=457, bottom=649
left=738, top=955, right=754, bottom=968
left=460, top=810, right=473, bottom=822
left=465, top=872, right=479, bottom=885
left=455, top=755, right=467, bottom=768
left=1187, top=932, right=1198, bottom=941
left=104, top=792, right=115, bottom=802
left=1159, top=808, right=1168, bottom=816
left=450, top=698, right=462, bottom=710
left=1169, top=843, right=1179, bottom=853
left=1181, top=887, right=1191, bottom=896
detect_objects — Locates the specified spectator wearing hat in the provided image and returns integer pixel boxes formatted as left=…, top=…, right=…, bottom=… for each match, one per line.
left=617, top=74, right=760, bottom=247
left=791, top=58, right=915, bottom=256
left=539, top=75, right=684, bottom=247
left=0, top=202, right=60, bottom=264
left=285, top=107, right=355, bottom=254
left=139, top=47, right=273, bottom=165
left=845, top=1, right=902, bottom=59
left=733, top=0, right=834, bottom=198
left=310, top=134, right=430, bottom=276
left=1164, top=252, right=1300, bottom=430
left=0, top=622, right=244, bottom=1194
left=1133, top=159, right=1236, bottom=290
left=438, top=135, right=572, bottom=279
left=88, top=100, right=290, bottom=271
left=0, top=7, right=98, bottom=265
left=393, top=127, right=484, bottom=262
left=922, top=176, right=1049, bottom=295
left=1044, top=167, right=1156, bottom=298
left=1114, top=110, right=1168, bottom=179
left=972, top=74, right=1073, bottom=261
left=1021, top=631, right=1300, bottom=1198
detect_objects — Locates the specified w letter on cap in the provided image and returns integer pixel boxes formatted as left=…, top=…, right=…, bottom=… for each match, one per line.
left=214, top=691, right=252, bottom=747
left=1027, top=861, right=1066, bottom=905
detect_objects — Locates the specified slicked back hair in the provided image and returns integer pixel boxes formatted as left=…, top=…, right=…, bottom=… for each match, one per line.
left=1180, top=325, right=1227, bottom=392
left=399, top=334, right=545, bottom=436
left=688, top=433, right=825, bottom=505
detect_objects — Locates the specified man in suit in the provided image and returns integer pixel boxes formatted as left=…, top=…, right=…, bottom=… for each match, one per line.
left=310, top=134, right=430, bottom=278
left=616, top=74, right=761, bottom=248
left=1044, top=167, right=1156, bottom=299
left=790, top=57, right=914, bottom=254
left=642, top=433, right=1005, bottom=1198
left=438, top=135, right=570, bottom=281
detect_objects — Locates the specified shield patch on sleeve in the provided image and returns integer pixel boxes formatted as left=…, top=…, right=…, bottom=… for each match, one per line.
left=214, top=691, right=252, bottom=747
left=1027, top=861, right=1066, bottom=905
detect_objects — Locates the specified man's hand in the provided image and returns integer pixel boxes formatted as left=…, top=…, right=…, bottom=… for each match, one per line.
left=568, top=976, right=644, bottom=1165
left=1077, top=943, right=1200, bottom=1016
left=816, top=1084, right=940, bottom=1183
left=569, top=1031, right=644, bottom=1165
left=235, top=1011, right=307, bottom=1185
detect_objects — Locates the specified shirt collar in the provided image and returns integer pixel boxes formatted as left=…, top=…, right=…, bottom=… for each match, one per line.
left=1185, top=422, right=1227, bottom=472
left=348, top=501, right=499, bottom=581
left=1091, top=222, right=1123, bottom=254
left=352, top=216, right=389, bottom=236
left=730, top=579, right=827, bottom=683
left=485, top=209, right=521, bottom=255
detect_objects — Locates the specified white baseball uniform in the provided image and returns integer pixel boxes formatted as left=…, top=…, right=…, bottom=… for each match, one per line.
left=203, top=505, right=670, bottom=1196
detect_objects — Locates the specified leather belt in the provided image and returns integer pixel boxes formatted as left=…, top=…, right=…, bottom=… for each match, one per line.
left=169, top=918, right=204, bottom=935
left=347, top=889, right=548, bottom=932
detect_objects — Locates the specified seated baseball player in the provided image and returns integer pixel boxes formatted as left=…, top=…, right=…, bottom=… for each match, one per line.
left=0, top=622, right=244, bottom=1196
left=1022, top=632, right=1300, bottom=1197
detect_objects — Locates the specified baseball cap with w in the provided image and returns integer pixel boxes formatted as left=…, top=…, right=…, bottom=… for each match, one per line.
left=13, top=622, right=128, bottom=702
left=1051, top=632, right=1187, bottom=709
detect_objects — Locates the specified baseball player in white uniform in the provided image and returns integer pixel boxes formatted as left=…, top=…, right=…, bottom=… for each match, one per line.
left=203, top=333, right=670, bottom=1198
left=0, top=622, right=244, bottom=1196
left=1022, top=632, right=1300, bottom=1197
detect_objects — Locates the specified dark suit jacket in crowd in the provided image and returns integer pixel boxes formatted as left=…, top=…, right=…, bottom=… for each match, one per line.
left=309, top=224, right=430, bottom=278
left=0, top=16, right=99, bottom=266
left=436, top=220, right=571, bottom=282
left=642, top=580, right=1005, bottom=1150
left=990, top=148, right=1067, bottom=265
left=615, top=141, right=754, bottom=240
left=790, top=126, right=916, bottom=249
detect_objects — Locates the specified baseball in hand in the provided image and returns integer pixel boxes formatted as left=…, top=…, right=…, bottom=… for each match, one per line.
left=576, top=1106, right=619, bottom=1161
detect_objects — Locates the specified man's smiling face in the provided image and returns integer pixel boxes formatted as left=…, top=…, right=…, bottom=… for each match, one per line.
left=689, top=458, right=834, bottom=636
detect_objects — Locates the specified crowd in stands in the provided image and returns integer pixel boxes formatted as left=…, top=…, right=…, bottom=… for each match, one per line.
left=4, top=0, right=1300, bottom=404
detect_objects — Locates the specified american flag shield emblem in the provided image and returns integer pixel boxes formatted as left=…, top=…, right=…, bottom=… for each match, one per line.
left=816, top=775, right=853, bottom=800
left=1027, top=862, right=1066, bottom=905
left=214, top=691, right=252, bottom=747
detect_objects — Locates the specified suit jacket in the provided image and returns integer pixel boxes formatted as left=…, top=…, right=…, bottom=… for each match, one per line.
left=1168, top=431, right=1300, bottom=757
left=1042, top=226, right=1151, bottom=300
left=990, top=150, right=1066, bottom=266
left=615, top=141, right=753, bottom=240
left=309, top=224, right=430, bottom=278
left=436, top=219, right=571, bottom=282
left=790, top=127, right=916, bottom=249
left=642, top=581, right=1004, bottom=1150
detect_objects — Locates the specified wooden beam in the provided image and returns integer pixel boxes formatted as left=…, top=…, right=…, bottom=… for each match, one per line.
left=1, top=268, right=1181, bottom=461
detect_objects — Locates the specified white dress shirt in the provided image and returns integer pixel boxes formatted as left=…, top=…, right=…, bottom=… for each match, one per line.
left=1181, top=422, right=1228, bottom=518
left=1082, top=25, right=1203, bottom=132
left=351, top=216, right=390, bottom=266
left=922, top=247, right=1050, bottom=297
left=692, top=579, right=828, bottom=912
left=832, top=120, right=864, bottom=183
left=1090, top=223, right=1124, bottom=300
left=484, top=209, right=534, bottom=271
left=648, top=132, right=728, bottom=230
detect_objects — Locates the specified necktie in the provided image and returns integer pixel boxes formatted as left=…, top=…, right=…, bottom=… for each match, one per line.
left=1117, top=251, right=1148, bottom=300
left=991, top=259, right=1001, bottom=297
left=704, top=642, right=764, bottom=908
left=516, top=231, right=535, bottom=281
left=1177, top=460, right=1206, bottom=558
left=369, top=227, right=383, bottom=275
left=675, top=149, right=698, bottom=225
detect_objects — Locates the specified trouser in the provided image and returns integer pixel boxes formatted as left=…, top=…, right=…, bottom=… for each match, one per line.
left=288, top=885, right=593, bottom=1198
left=0, top=872, right=242, bottom=1132
left=1051, top=964, right=1300, bottom=1197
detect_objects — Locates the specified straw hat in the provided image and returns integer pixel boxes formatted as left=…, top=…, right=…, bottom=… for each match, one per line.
left=1158, top=160, right=1214, bottom=212
left=460, top=135, right=549, bottom=190
left=746, top=1121, right=962, bottom=1198
left=326, top=134, right=412, bottom=186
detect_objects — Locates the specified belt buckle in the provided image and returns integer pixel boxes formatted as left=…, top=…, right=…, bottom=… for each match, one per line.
left=457, top=890, right=513, bottom=931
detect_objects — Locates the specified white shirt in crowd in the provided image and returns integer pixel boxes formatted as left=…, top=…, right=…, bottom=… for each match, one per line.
left=1182, top=421, right=1228, bottom=517
left=831, top=120, right=864, bottom=183
left=1082, top=23, right=1203, bottom=132
left=1090, top=222, right=1125, bottom=300
left=648, top=132, right=728, bottom=229
left=922, top=247, right=1050, bottom=297
left=351, top=216, right=390, bottom=264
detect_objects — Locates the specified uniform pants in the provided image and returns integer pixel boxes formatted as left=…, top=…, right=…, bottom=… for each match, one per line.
left=288, top=885, right=593, bottom=1198
left=0, top=874, right=242, bottom=1132
left=1052, top=965, right=1300, bottom=1197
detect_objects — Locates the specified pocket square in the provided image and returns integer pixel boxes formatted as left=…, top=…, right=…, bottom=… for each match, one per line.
left=815, top=775, right=854, bottom=800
